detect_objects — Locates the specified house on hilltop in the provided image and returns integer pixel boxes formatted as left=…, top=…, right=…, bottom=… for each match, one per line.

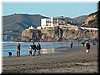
left=37, top=16, right=79, bottom=31
left=37, top=16, right=67, bottom=29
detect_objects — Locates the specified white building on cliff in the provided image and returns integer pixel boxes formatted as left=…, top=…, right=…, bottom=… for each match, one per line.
left=40, top=16, right=66, bottom=29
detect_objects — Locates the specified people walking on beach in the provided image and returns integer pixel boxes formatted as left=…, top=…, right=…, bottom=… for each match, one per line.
left=37, top=43, right=41, bottom=56
left=85, top=41, right=90, bottom=54
left=28, top=46, right=32, bottom=56
left=70, top=41, right=73, bottom=48
left=17, top=43, right=21, bottom=57
left=31, top=42, right=37, bottom=56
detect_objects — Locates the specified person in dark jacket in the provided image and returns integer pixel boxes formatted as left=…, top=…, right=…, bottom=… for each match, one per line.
left=17, top=43, right=21, bottom=57
left=31, top=42, right=37, bottom=56
left=37, top=43, right=41, bottom=56
left=70, top=41, right=73, bottom=48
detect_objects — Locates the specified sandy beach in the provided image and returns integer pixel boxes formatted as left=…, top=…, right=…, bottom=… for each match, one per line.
left=2, top=45, right=98, bottom=74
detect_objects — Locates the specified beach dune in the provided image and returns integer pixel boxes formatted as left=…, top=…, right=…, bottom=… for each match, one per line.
left=2, top=45, right=98, bottom=74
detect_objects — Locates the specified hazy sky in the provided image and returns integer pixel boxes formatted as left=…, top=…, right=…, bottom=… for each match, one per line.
left=2, top=1, right=98, bottom=18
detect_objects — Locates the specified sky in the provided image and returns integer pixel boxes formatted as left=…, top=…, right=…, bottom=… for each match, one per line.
left=2, top=1, right=98, bottom=18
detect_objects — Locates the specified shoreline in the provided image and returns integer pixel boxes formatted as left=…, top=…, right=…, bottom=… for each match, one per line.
left=2, top=41, right=82, bottom=57
left=2, top=45, right=79, bottom=57
left=2, top=45, right=98, bottom=74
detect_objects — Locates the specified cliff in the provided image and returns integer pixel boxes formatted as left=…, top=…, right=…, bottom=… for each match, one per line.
left=82, top=11, right=98, bottom=28
left=3, top=11, right=98, bottom=42
left=21, top=26, right=98, bottom=42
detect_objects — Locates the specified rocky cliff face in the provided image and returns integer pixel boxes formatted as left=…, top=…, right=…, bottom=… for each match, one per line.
left=21, top=27, right=98, bottom=42
left=21, top=29, right=41, bottom=42
left=21, top=27, right=63, bottom=42
left=82, top=11, right=98, bottom=27
left=83, top=15, right=96, bottom=25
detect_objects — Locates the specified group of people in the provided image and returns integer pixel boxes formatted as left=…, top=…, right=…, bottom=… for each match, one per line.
left=70, top=41, right=91, bottom=54
left=16, top=42, right=41, bottom=57
left=29, top=42, right=41, bottom=56
left=81, top=41, right=91, bottom=54
left=16, top=41, right=91, bottom=57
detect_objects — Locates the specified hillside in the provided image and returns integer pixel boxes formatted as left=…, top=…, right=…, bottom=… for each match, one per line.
left=62, top=15, right=87, bottom=26
left=73, top=15, right=87, bottom=25
left=82, top=11, right=98, bottom=28
left=3, top=13, right=95, bottom=41
left=3, top=14, right=48, bottom=36
left=3, top=14, right=87, bottom=33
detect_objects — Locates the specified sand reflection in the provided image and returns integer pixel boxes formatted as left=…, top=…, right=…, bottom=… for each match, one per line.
left=41, top=47, right=67, bottom=54
left=41, top=48, right=55, bottom=54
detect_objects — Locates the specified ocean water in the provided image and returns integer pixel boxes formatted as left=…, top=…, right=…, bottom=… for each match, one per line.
left=2, top=42, right=81, bottom=57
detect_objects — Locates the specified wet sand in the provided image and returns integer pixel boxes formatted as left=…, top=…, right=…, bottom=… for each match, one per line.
left=2, top=45, right=98, bottom=74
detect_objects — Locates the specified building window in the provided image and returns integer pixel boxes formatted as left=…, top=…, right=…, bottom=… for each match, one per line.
left=46, top=21, right=51, bottom=23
